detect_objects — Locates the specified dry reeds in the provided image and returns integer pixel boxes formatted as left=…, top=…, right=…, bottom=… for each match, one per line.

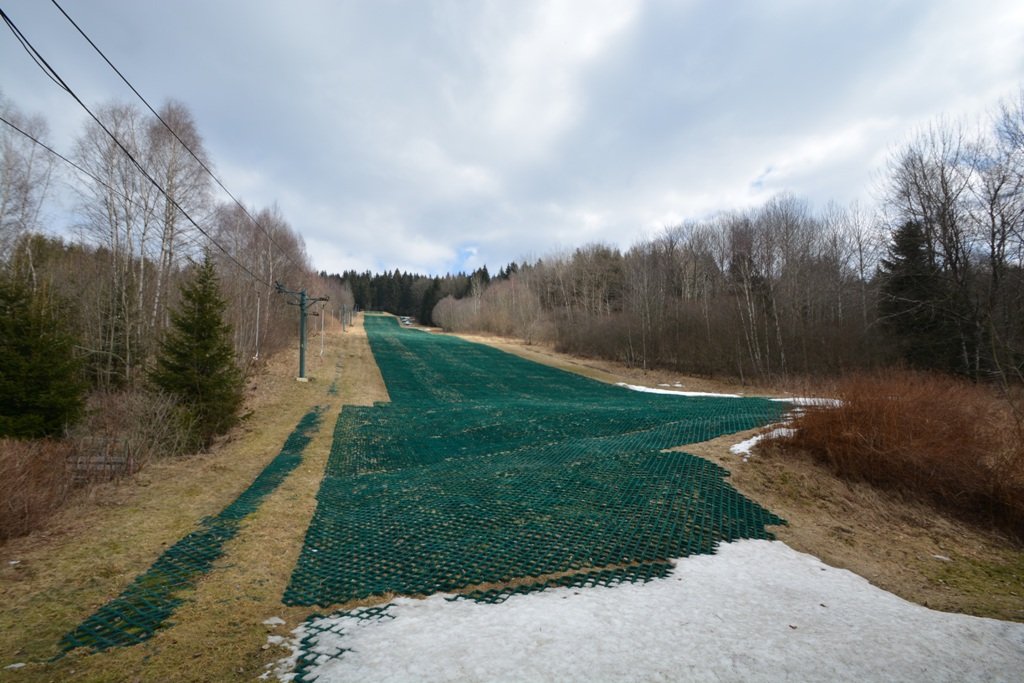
left=0, top=438, right=73, bottom=542
left=69, top=389, right=194, bottom=468
left=771, top=370, right=1024, bottom=540
left=1, top=390, right=197, bottom=544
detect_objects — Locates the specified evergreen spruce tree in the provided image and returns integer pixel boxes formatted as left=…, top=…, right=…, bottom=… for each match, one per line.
left=150, top=255, right=244, bottom=450
left=0, top=273, right=86, bottom=438
left=879, top=221, right=958, bottom=372
left=419, top=278, right=441, bottom=326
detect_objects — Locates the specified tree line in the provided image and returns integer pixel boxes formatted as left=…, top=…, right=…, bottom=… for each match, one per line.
left=432, top=198, right=884, bottom=379
left=1, top=91, right=328, bottom=448
left=425, top=91, right=1024, bottom=384
left=329, top=266, right=502, bottom=326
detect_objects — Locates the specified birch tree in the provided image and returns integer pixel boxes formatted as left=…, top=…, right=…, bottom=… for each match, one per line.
left=0, top=95, right=56, bottom=263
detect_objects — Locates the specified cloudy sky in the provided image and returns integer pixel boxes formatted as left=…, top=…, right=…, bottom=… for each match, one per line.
left=2, top=1, right=1023, bottom=275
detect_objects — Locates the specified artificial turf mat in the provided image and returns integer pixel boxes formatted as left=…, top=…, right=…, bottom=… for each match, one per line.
left=283, top=316, right=785, bottom=607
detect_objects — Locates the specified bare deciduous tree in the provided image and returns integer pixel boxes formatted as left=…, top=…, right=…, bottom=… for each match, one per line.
left=0, top=94, right=57, bottom=264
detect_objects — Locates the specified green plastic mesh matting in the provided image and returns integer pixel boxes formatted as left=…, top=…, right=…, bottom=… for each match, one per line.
left=58, top=407, right=323, bottom=654
left=283, top=317, right=786, bottom=608
left=448, top=560, right=676, bottom=605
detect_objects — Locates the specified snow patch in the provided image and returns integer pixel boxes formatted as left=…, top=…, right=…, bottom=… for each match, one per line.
left=263, top=616, right=286, bottom=627
left=729, top=427, right=797, bottom=460
left=272, top=540, right=1024, bottom=682
left=771, top=397, right=842, bottom=407
left=616, top=383, right=741, bottom=398
left=726, top=396, right=839, bottom=461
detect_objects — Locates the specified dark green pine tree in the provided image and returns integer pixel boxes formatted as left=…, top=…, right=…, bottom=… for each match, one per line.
left=0, top=273, right=86, bottom=438
left=879, top=221, right=959, bottom=372
left=150, top=255, right=244, bottom=450
left=419, top=278, right=442, bottom=326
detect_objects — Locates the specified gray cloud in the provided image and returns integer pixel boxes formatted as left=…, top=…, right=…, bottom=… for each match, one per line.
left=3, top=0, right=1023, bottom=275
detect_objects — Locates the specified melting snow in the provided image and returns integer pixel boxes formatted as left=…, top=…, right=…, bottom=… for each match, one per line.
left=616, top=383, right=742, bottom=398
left=729, top=427, right=797, bottom=459
left=771, top=396, right=843, bottom=407
left=274, top=540, right=1024, bottom=682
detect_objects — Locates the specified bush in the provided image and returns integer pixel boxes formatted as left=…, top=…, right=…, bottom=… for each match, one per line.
left=0, top=390, right=197, bottom=543
left=68, top=390, right=195, bottom=474
left=0, top=438, right=73, bottom=542
left=770, top=370, right=1024, bottom=539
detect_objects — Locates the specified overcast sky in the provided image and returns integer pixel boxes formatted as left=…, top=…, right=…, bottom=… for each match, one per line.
left=2, top=1, right=1023, bottom=276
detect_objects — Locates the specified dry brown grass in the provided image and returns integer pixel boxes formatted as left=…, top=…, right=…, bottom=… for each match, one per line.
left=0, top=439, right=73, bottom=542
left=441, top=328, right=782, bottom=396
left=773, top=370, right=1024, bottom=540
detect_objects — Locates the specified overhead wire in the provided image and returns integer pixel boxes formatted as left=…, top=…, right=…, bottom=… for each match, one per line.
left=0, top=6, right=272, bottom=288
left=0, top=113, right=116, bottom=198
left=49, top=0, right=306, bottom=275
left=0, top=112, right=208, bottom=254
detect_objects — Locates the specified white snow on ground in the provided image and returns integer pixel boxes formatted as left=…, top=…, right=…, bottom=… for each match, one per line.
left=726, top=397, right=842, bottom=460
left=616, top=383, right=742, bottom=398
left=729, top=427, right=797, bottom=458
left=616, top=384, right=842, bottom=407
left=615, top=384, right=834, bottom=461
left=771, top=397, right=843, bottom=407
left=275, top=540, right=1024, bottom=682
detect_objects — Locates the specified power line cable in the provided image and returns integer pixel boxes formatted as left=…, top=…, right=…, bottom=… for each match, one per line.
left=0, top=6, right=272, bottom=288
left=49, top=0, right=306, bottom=274
left=0, top=113, right=116, bottom=196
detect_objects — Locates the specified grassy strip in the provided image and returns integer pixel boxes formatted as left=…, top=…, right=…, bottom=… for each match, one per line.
left=57, top=407, right=323, bottom=654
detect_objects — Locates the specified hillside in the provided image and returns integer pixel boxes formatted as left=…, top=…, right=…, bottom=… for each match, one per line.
left=1, top=314, right=1021, bottom=682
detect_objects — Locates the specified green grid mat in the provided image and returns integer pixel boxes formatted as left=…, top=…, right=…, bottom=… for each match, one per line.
left=58, top=407, right=323, bottom=654
left=448, top=560, right=676, bottom=605
left=283, top=317, right=786, bottom=608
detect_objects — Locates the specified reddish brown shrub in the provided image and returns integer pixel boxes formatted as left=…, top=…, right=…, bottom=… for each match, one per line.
left=0, top=438, right=73, bottom=542
left=772, top=370, right=1024, bottom=539
left=1, top=390, right=197, bottom=543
